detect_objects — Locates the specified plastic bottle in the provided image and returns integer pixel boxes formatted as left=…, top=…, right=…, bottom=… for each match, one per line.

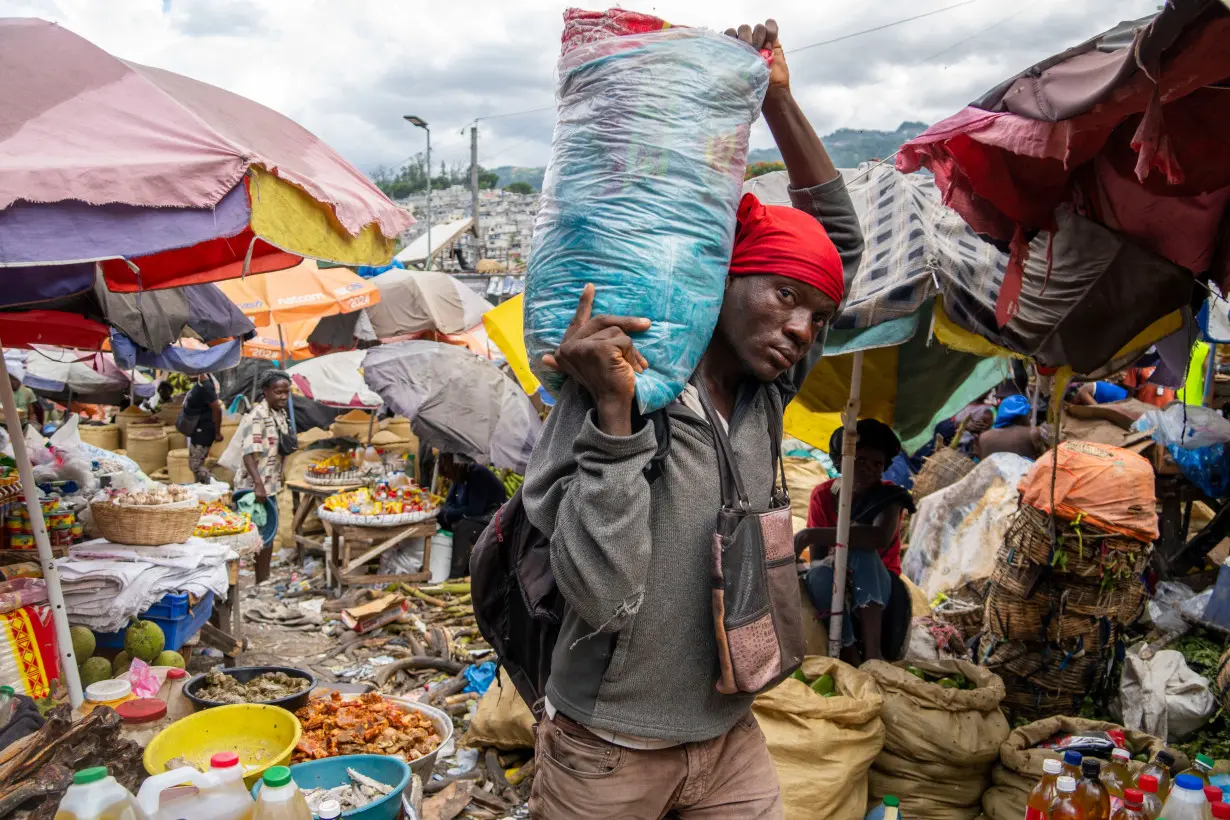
left=1078, top=758, right=1112, bottom=820
left=161, top=668, right=193, bottom=722
left=317, top=800, right=342, bottom=820
left=1065, top=750, right=1086, bottom=780
left=0, top=685, right=14, bottom=728
left=1212, top=801, right=1230, bottom=820
left=1028, top=759, right=1066, bottom=820
left=54, top=766, right=148, bottom=820
left=1161, top=773, right=1209, bottom=820
left=1138, top=774, right=1164, bottom=820
left=1103, top=749, right=1134, bottom=798
left=135, top=764, right=253, bottom=820
left=1181, top=756, right=1216, bottom=788
left=252, top=766, right=311, bottom=820
left=1140, top=751, right=1176, bottom=799
left=1113, top=788, right=1148, bottom=820
left=1206, top=787, right=1223, bottom=819
left=865, top=796, right=901, bottom=820
left=1052, top=775, right=1088, bottom=820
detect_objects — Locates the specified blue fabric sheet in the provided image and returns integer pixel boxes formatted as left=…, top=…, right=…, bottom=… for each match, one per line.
left=110, top=331, right=242, bottom=375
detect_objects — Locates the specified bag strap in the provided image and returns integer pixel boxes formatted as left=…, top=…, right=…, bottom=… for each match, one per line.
left=694, top=377, right=748, bottom=510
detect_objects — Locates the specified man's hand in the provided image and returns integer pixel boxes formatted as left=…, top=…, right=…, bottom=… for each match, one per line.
left=215, top=432, right=224, bottom=443
left=253, top=482, right=268, bottom=504
left=726, top=19, right=788, bottom=98
left=541, top=284, right=649, bottom=436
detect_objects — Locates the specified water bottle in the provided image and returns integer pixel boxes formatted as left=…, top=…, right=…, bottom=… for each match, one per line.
left=866, top=795, right=901, bottom=820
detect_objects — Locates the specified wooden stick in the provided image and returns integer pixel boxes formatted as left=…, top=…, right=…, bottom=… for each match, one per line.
left=374, top=656, right=464, bottom=687
left=406, top=587, right=447, bottom=607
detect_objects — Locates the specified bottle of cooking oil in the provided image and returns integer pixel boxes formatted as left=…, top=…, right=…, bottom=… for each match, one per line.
left=54, top=767, right=148, bottom=820
left=1138, top=751, right=1176, bottom=799
left=1028, top=759, right=1065, bottom=820
left=1052, top=776, right=1088, bottom=820
left=1111, top=788, right=1147, bottom=820
left=1103, top=748, right=1134, bottom=799
left=1137, top=774, right=1163, bottom=820
left=1078, top=758, right=1112, bottom=820
left=252, top=767, right=311, bottom=820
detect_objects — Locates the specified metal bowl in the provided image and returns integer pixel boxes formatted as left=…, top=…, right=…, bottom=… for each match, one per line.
left=183, top=665, right=316, bottom=713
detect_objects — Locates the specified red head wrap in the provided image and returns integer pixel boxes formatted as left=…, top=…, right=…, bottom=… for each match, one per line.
left=728, top=193, right=845, bottom=304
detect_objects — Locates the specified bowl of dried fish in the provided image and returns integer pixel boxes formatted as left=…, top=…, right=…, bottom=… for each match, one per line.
left=251, top=754, right=411, bottom=819
left=184, top=666, right=316, bottom=713
left=292, top=692, right=452, bottom=777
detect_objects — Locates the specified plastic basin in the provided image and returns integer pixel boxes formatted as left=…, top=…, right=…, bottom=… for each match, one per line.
left=183, top=665, right=316, bottom=713
left=251, top=754, right=410, bottom=820
left=143, top=703, right=301, bottom=789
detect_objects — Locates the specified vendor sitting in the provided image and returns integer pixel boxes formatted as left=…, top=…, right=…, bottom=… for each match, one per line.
left=795, top=419, right=913, bottom=665
left=437, top=454, right=507, bottom=577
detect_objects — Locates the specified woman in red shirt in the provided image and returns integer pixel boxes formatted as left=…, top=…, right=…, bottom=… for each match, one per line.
left=795, top=419, right=913, bottom=664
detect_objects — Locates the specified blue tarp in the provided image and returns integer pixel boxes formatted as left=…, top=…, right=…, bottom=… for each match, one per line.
left=110, top=331, right=243, bottom=375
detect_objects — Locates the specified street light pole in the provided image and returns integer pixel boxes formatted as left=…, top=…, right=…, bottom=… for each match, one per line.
left=404, top=115, right=432, bottom=269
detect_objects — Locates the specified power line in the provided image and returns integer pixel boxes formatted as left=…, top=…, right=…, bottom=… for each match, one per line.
left=786, top=0, right=983, bottom=55
left=909, top=4, right=1032, bottom=66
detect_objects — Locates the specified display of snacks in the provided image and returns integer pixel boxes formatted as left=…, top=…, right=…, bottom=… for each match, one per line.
left=306, top=452, right=364, bottom=485
left=318, top=484, right=440, bottom=527
left=193, top=501, right=251, bottom=538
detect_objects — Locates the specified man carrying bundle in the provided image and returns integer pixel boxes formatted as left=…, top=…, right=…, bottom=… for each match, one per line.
left=523, top=20, right=864, bottom=818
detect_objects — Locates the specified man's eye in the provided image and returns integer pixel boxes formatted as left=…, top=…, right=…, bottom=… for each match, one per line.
left=778, top=288, right=794, bottom=302
left=812, top=314, right=827, bottom=326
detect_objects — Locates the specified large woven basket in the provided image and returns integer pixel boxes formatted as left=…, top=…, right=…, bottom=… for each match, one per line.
left=912, top=428, right=975, bottom=503
left=1216, top=647, right=1230, bottom=713
left=999, top=674, right=1086, bottom=720
left=990, top=556, right=1145, bottom=623
left=163, top=425, right=188, bottom=452
left=984, top=583, right=1117, bottom=647
left=126, top=427, right=169, bottom=476
left=167, top=449, right=194, bottom=485
left=981, top=636, right=1111, bottom=693
left=90, top=501, right=200, bottom=546
left=1003, top=504, right=1150, bottom=584
left=78, top=423, right=120, bottom=451
left=932, top=581, right=988, bottom=640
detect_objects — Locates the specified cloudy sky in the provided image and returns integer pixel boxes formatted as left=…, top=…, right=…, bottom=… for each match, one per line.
left=3, top=0, right=1163, bottom=176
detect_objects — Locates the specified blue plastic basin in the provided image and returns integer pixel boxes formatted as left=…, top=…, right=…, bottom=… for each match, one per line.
left=250, top=754, right=410, bottom=819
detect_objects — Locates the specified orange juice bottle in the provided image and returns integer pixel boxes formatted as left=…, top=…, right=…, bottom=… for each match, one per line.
left=1137, top=774, right=1163, bottom=820
left=1053, top=776, right=1088, bottom=820
left=1112, top=788, right=1147, bottom=820
left=1078, top=759, right=1112, bottom=820
left=1028, top=758, right=1065, bottom=820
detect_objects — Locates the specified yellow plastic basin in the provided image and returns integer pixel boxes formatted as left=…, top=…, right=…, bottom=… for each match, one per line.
left=143, top=703, right=301, bottom=788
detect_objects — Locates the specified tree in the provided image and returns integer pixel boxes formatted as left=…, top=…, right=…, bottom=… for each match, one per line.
left=745, top=161, right=786, bottom=180
left=478, top=170, right=500, bottom=190
left=503, top=181, right=533, bottom=195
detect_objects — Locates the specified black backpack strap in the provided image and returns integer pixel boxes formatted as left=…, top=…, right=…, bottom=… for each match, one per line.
left=641, top=408, right=671, bottom=483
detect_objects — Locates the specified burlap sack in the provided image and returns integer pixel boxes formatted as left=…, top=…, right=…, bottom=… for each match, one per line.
left=464, top=668, right=536, bottom=750
left=981, top=715, right=1185, bottom=820
left=753, top=657, right=884, bottom=820
left=864, top=660, right=1009, bottom=820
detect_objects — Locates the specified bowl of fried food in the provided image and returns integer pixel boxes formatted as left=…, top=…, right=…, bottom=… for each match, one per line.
left=292, top=692, right=451, bottom=776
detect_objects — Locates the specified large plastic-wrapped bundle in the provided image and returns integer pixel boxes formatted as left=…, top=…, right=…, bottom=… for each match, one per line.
left=526, top=9, right=771, bottom=413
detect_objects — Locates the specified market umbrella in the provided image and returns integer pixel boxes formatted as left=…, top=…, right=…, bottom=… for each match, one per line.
left=5, top=348, right=154, bottom=406
left=364, top=270, right=494, bottom=338
left=0, top=19, right=413, bottom=301
left=288, top=350, right=382, bottom=409
left=362, top=341, right=542, bottom=473
left=217, top=260, right=379, bottom=363
left=895, top=1, right=1229, bottom=364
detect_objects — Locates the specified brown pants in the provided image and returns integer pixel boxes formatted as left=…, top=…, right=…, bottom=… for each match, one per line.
left=529, top=712, right=783, bottom=819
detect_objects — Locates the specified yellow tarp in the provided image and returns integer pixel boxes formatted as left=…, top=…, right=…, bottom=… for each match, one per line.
left=248, top=166, right=397, bottom=266
left=783, top=347, right=898, bottom=451
left=483, top=294, right=541, bottom=395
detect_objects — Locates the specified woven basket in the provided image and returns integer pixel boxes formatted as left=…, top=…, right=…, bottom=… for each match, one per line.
left=163, top=425, right=188, bottom=452
left=1004, top=504, right=1150, bottom=583
left=383, top=417, right=412, bottom=440
left=78, top=423, right=120, bottom=451
left=1216, top=647, right=1230, bottom=714
left=912, top=427, right=975, bottom=503
left=331, top=410, right=374, bottom=440
left=984, top=582, right=1116, bottom=647
left=155, top=401, right=183, bottom=427
left=933, top=582, right=988, bottom=640
left=999, top=674, right=1086, bottom=720
left=990, top=556, right=1145, bottom=623
left=981, top=636, right=1111, bottom=693
left=90, top=501, right=200, bottom=546
left=167, top=449, right=194, bottom=485
left=126, top=427, right=169, bottom=476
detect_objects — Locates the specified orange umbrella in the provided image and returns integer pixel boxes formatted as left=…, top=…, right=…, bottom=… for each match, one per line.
left=217, top=259, right=379, bottom=362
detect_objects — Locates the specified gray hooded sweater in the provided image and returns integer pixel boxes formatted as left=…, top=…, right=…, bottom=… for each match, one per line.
left=522, top=176, right=864, bottom=742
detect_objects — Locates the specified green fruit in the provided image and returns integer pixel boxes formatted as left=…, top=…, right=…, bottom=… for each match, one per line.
left=80, top=656, right=113, bottom=687
left=905, top=666, right=927, bottom=680
left=153, top=650, right=185, bottom=669
left=111, top=651, right=131, bottom=676
left=823, top=691, right=837, bottom=698
left=123, top=619, right=165, bottom=663
left=810, top=673, right=835, bottom=696
left=791, top=669, right=810, bottom=684
left=937, top=677, right=958, bottom=689
left=70, top=626, right=96, bottom=663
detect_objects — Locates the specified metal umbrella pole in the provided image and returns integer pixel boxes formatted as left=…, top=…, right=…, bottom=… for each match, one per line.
left=0, top=342, right=83, bottom=706
left=827, top=350, right=864, bottom=659
left=277, top=325, right=296, bottom=430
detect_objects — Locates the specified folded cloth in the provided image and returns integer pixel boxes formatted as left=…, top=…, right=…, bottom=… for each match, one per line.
left=0, top=695, right=45, bottom=750
left=235, top=492, right=268, bottom=528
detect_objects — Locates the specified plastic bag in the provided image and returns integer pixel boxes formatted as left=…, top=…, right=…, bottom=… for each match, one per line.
left=525, top=11, right=770, bottom=413
left=1148, top=580, right=1200, bottom=637
left=126, top=658, right=160, bottom=699
left=1114, top=644, right=1217, bottom=741
left=0, top=578, right=47, bottom=615
left=1138, top=404, right=1230, bottom=450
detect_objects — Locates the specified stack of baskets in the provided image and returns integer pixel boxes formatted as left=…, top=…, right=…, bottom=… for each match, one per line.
left=933, top=579, right=990, bottom=642
left=979, top=441, right=1156, bottom=719
left=912, top=421, right=975, bottom=504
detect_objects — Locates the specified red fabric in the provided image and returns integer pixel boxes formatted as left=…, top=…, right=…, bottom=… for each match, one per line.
left=806, top=479, right=901, bottom=576
left=729, top=193, right=845, bottom=304
left=100, top=229, right=302, bottom=293
left=3, top=310, right=109, bottom=350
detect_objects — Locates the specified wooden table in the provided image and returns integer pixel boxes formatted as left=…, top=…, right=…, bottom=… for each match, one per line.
left=286, top=480, right=365, bottom=567
left=329, top=520, right=437, bottom=589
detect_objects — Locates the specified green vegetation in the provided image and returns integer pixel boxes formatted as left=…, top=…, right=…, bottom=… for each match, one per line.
left=503, top=181, right=534, bottom=195
left=371, top=156, right=500, bottom=199
left=745, top=161, right=786, bottom=180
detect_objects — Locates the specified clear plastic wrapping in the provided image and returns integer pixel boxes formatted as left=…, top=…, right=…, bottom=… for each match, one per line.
left=526, top=17, right=770, bottom=413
